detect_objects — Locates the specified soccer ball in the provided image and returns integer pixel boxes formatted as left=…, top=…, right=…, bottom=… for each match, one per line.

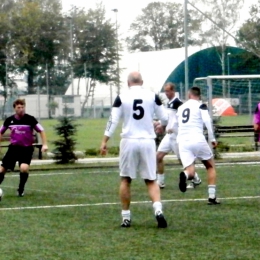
left=0, top=188, right=3, bottom=199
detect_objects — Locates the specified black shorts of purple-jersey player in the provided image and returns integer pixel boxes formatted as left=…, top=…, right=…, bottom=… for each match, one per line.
left=0, top=99, right=48, bottom=198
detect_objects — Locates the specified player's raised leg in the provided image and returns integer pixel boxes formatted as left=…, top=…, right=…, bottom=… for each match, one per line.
left=179, top=163, right=196, bottom=193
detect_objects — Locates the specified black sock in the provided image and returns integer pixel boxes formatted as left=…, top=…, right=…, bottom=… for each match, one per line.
left=0, top=173, right=5, bottom=184
left=19, top=172, right=29, bottom=191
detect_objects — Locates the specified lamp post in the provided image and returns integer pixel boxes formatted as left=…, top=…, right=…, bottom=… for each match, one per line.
left=68, top=16, right=74, bottom=96
left=227, top=52, right=231, bottom=75
left=112, top=8, right=120, bottom=96
left=227, top=52, right=231, bottom=98
left=184, top=0, right=189, bottom=100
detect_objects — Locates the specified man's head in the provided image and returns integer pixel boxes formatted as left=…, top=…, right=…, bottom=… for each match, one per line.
left=188, top=86, right=201, bottom=100
left=13, top=98, right=26, bottom=117
left=164, top=82, right=175, bottom=100
left=127, top=71, right=143, bottom=87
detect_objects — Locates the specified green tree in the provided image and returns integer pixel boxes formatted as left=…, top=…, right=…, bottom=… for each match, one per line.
left=199, top=0, right=244, bottom=75
left=11, top=0, right=65, bottom=94
left=196, top=0, right=244, bottom=97
left=0, top=0, right=16, bottom=117
left=237, top=1, right=260, bottom=58
left=53, top=116, right=78, bottom=164
left=68, top=4, right=118, bottom=115
left=126, top=1, right=202, bottom=52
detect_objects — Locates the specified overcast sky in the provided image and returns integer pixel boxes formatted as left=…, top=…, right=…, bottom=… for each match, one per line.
left=62, top=0, right=187, bottom=35
left=61, top=0, right=252, bottom=47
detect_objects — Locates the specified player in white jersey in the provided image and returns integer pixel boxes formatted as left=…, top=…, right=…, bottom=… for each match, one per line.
left=176, top=87, right=220, bottom=205
left=156, top=83, right=201, bottom=189
left=100, top=71, right=168, bottom=228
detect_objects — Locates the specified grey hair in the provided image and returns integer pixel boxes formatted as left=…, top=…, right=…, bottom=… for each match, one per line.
left=127, top=72, right=143, bottom=84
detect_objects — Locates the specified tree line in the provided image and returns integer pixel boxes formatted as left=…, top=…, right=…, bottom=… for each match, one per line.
left=0, top=0, right=259, bottom=113
left=127, top=0, right=260, bottom=75
left=0, top=0, right=118, bottom=116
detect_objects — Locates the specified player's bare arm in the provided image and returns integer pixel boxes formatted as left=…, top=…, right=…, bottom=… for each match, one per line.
left=100, top=136, right=110, bottom=156
left=39, top=131, right=48, bottom=152
left=254, top=123, right=260, bottom=131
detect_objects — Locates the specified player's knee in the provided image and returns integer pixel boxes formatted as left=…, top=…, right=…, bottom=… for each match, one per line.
left=121, top=177, right=131, bottom=185
left=144, top=179, right=155, bottom=185
left=20, top=164, right=29, bottom=173
left=0, top=166, right=7, bottom=174
left=156, top=152, right=165, bottom=162
left=202, top=159, right=215, bottom=170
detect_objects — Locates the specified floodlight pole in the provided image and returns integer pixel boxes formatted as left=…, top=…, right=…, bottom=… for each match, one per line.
left=184, top=0, right=189, bottom=100
left=227, top=52, right=231, bottom=98
left=69, top=16, right=74, bottom=96
left=207, top=77, right=213, bottom=118
left=112, top=8, right=120, bottom=96
left=46, top=63, right=50, bottom=118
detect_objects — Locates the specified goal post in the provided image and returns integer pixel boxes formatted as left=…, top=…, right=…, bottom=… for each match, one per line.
left=193, top=75, right=260, bottom=120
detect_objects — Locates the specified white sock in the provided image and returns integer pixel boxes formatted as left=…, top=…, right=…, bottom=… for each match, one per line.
left=157, top=173, right=164, bottom=183
left=121, top=210, right=131, bottom=221
left=183, top=170, right=189, bottom=179
left=208, top=185, right=216, bottom=199
left=194, top=172, right=200, bottom=181
left=153, top=201, right=163, bottom=215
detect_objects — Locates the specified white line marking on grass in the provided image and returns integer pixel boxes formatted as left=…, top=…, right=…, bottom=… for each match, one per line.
left=0, top=195, right=259, bottom=211
left=5, top=170, right=117, bottom=178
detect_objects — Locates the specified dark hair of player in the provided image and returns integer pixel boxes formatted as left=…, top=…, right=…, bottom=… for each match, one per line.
left=164, top=82, right=175, bottom=91
left=13, top=98, right=26, bottom=108
left=189, top=87, right=201, bottom=97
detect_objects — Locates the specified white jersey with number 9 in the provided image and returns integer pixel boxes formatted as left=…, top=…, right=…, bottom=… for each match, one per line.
left=176, top=99, right=211, bottom=142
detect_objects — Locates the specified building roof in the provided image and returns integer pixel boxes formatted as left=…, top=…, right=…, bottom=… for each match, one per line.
left=65, top=46, right=206, bottom=107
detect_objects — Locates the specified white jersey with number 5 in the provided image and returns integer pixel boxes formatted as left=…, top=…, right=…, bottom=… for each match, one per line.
left=105, top=85, right=168, bottom=139
left=176, top=99, right=215, bottom=143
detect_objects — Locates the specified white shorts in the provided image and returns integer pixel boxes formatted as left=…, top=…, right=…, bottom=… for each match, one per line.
left=119, top=138, right=156, bottom=180
left=178, top=139, right=213, bottom=169
left=157, top=133, right=179, bottom=157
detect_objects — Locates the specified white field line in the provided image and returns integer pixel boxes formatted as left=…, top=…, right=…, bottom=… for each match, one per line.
left=0, top=195, right=259, bottom=211
left=5, top=170, right=116, bottom=178
left=4, top=160, right=260, bottom=178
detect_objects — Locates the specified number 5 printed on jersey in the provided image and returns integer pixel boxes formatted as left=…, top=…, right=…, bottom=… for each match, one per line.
left=182, top=108, right=190, bottom=123
left=133, top=99, right=144, bottom=120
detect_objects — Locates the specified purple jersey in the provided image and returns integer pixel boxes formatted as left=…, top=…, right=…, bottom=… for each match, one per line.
left=254, top=103, right=260, bottom=141
left=0, top=114, right=44, bottom=146
left=254, top=103, right=260, bottom=124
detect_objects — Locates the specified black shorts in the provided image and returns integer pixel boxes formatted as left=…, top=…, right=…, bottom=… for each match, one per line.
left=1, top=145, right=34, bottom=171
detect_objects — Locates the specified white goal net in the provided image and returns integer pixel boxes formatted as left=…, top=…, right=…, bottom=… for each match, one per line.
left=193, top=75, right=260, bottom=120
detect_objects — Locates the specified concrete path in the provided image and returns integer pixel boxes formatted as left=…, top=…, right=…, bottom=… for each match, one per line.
left=29, top=151, right=260, bottom=165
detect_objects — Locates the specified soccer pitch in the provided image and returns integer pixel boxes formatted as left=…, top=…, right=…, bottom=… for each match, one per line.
left=0, top=164, right=259, bottom=260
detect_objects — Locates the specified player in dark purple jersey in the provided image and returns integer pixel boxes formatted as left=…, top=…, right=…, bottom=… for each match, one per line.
left=0, top=99, right=48, bottom=198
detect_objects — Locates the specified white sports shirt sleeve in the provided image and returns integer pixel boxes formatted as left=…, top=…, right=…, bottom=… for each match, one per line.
left=104, top=86, right=168, bottom=138
left=165, top=97, right=183, bottom=135
left=104, top=96, right=123, bottom=138
left=154, top=95, right=168, bottom=127
left=200, top=104, right=216, bottom=142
